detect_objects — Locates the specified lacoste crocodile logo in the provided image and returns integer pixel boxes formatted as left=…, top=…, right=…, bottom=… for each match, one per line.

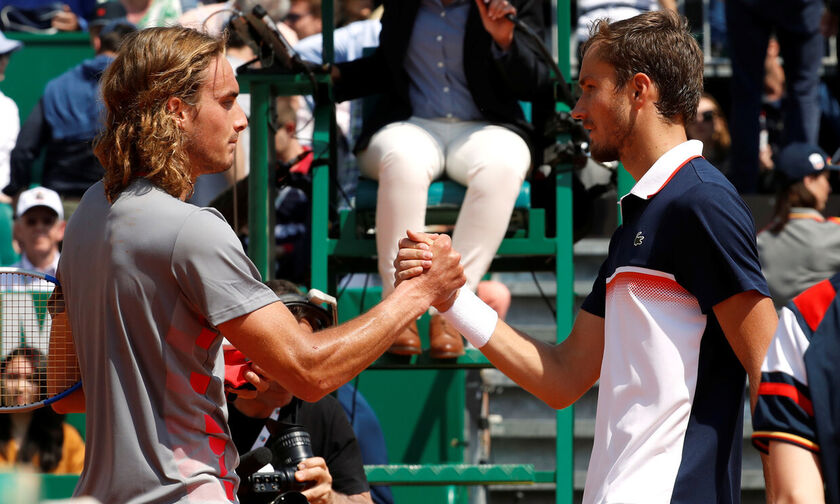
left=634, top=231, right=645, bottom=247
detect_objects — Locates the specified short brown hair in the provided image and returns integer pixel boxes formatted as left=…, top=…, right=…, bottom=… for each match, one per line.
left=95, top=27, right=226, bottom=202
left=581, top=10, right=704, bottom=125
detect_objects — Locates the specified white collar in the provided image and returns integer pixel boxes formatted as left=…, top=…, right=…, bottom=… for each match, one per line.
left=20, top=252, right=60, bottom=277
left=625, top=140, right=704, bottom=201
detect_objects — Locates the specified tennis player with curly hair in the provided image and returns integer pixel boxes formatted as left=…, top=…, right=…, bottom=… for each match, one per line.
left=51, top=26, right=465, bottom=504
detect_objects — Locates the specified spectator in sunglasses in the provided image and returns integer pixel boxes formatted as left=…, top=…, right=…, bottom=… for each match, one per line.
left=284, top=0, right=322, bottom=39
left=11, top=187, right=65, bottom=277
left=686, top=93, right=731, bottom=178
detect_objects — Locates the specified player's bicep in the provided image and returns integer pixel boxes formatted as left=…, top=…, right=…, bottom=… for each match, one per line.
left=558, top=309, right=605, bottom=393
left=172, top=210, right=278, bottom=325
left=217, top=300, right=305, bottom=386
left=713, top=290, right=777, bottom=407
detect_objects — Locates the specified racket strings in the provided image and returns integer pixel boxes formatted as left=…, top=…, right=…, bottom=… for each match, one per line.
left=0, top=271, right=78, bottom=409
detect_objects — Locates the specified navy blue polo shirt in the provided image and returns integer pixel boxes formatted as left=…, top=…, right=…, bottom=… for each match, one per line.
left=580, top=140, right=769, bottom=504
left=753, top=273, right=840, bottom=504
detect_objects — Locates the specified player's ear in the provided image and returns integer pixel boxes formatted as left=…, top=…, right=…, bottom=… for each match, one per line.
left=631, top=72, right=655, bottom=107
left=167, top=96, right=189, bottom=128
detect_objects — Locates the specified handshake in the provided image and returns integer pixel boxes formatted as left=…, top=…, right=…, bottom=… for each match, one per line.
left=393, top=230, right=465, bottom=312
left=393, top=230, right=499, bottom=350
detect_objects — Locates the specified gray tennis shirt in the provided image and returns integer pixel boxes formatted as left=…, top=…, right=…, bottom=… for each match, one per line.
left=58, top=179, right=279, bottom=503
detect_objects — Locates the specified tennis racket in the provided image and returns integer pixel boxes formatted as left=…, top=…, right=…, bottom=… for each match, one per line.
left=0, top=267, right=80, bottom=412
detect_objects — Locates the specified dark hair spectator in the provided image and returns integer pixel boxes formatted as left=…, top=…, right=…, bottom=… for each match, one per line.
left=757, top=143, right=840, bottom=309
left=686, top=93, right=731, bottom=177
left=284, top=0, right=322, bottom=39
left=0, top=347, right=84, bottom=473
left=335, top=0, right=372, bottom=27
left=98, top=20, right=135, bottom=53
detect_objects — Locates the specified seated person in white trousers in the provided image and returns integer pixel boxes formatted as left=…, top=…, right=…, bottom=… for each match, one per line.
left=331, top=0, right=553, bottom=357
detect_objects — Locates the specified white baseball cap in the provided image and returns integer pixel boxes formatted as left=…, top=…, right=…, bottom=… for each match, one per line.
left=0, top=30, right=23, bottom=56
left=16, top=187, right=63, bottom=220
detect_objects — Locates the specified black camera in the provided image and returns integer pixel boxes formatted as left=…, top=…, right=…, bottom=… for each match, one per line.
left=238, top=424, right=316, bottom=504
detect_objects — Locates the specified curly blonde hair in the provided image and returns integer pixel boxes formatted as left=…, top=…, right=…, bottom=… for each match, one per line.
left=95, top=27, right=226, bottom=202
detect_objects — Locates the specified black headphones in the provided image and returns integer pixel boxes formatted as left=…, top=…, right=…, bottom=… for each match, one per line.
left=278, top=292, right=334, bottom=331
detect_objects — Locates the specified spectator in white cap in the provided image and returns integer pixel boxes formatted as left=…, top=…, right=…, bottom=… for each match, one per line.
left=11, top=186, right=65, bottom=277
left=757, top=142, right=840, bottom=309
left=0, top=30, right=23, bottom=207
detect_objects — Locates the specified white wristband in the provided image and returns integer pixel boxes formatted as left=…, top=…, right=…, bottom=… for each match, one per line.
left=440, top=288, right=498, bottom=349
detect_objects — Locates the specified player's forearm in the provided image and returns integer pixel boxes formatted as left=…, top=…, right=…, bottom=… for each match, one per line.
left=272, top=238, right=463, bottom=401
left=47, top=310, right=79, bottom=396
left=47, top=308, right=85, bottom=413
left=51, top=386, right=86, bottom=414
left=281, top=281, right=431, bottom=401
left=480, top=320, right=600, bottom=410
left=767, top=442, right=825, bottom=504
left=225, top=236, right=464, bottom=402
left=481, top=323, right=567, bottom=408
left=228, top=280, right=432, bottom=403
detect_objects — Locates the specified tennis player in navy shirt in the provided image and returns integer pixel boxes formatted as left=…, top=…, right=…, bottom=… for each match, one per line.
left=396, top=10, right=778, bottom=504
left=752, top=272, right=840, bottom=503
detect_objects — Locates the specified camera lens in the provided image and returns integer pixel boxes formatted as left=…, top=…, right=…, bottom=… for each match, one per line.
left=271, top=425, right=315, bottom=467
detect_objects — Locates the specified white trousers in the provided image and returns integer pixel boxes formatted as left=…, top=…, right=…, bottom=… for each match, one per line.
left=358, top=116, right=531, bottom=297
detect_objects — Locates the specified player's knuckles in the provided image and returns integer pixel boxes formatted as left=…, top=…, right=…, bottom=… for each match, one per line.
left=437, top=250, right=461, bottom=271
left=437, top=234, right=452, bottom=248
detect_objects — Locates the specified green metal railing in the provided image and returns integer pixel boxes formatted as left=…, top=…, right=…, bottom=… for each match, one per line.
left=242, top=1, right=577, bottom=502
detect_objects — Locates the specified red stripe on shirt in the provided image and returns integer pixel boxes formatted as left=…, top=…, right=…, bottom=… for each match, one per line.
left=793, top=278, right=836, bottom=331
left=224, top=480, right=235, bottom=501
left=196, top=328, right=216, bottom=350
left=189, top=372, right=211, bottom=395
left=752, top=431, right=820, bottom=453
left=606, top=271, right=695, bottom=305
left=757, top=382, right=814, bottom=416
left=205, top=415, right=227, bottom=455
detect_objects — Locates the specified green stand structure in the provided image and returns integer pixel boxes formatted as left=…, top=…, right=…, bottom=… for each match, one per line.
left=241, top=2, right=578, bottom=503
